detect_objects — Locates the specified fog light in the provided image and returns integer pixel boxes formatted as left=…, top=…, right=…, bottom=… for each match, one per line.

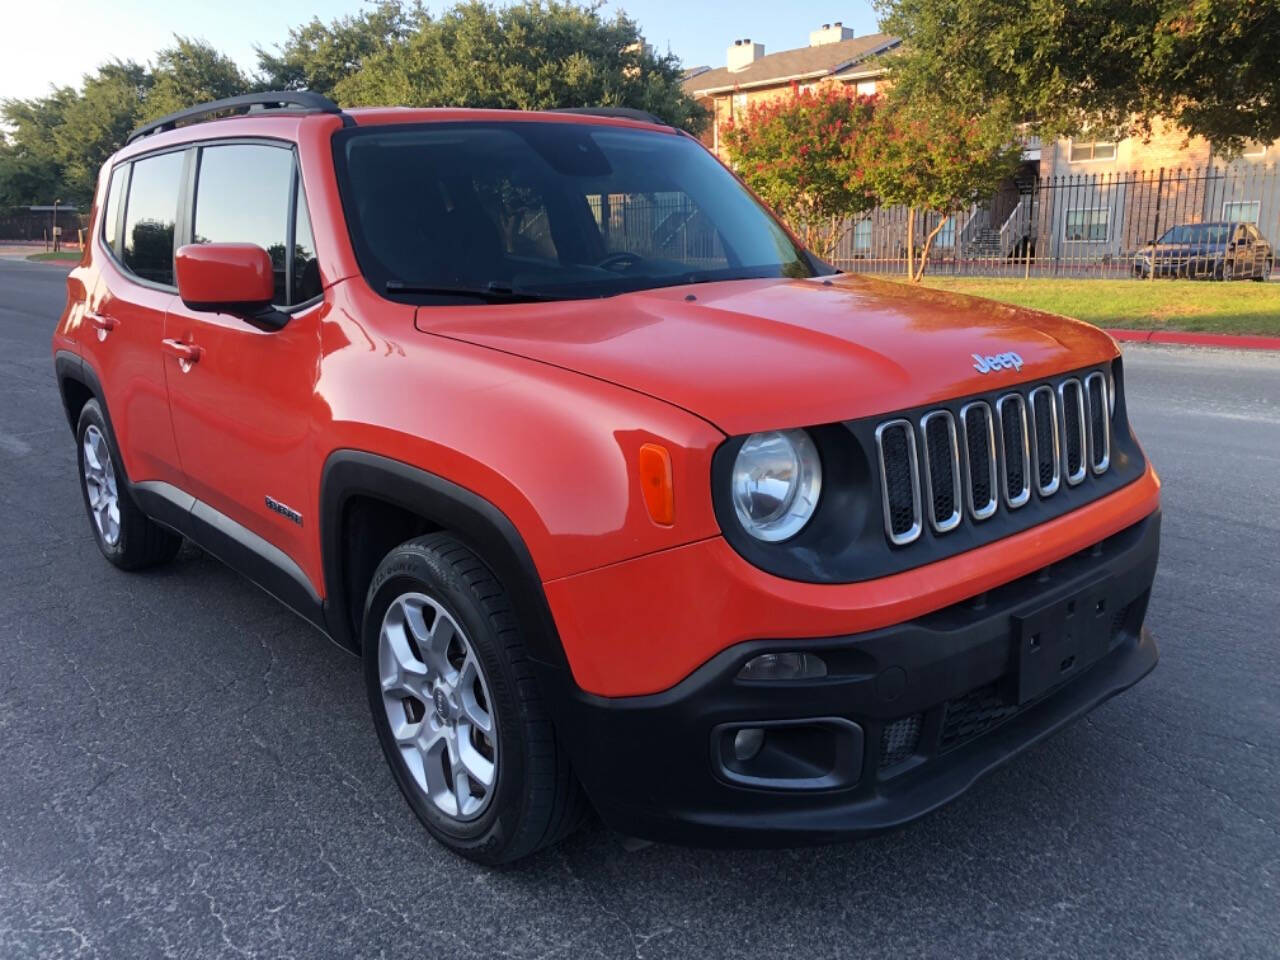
left=733, top=727, right=765, bottom=761
left=737, top=652, right=827, bottom=682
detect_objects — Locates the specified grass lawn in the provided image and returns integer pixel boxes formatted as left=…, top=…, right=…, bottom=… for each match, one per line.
left=901, top=277, right=1280, bottom=336
left=26, top=250, right=82, bottom=262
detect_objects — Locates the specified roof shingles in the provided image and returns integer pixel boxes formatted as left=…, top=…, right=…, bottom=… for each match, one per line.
left=683, top=33, right=899, bottom=95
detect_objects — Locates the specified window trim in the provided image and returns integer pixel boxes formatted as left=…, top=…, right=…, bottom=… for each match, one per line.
left=1063, top=206, right=1111, bottom=243
left=1222, top=200, right=1261, bottom=224
left=1241, top=141, right=1267, bottom=158
left=1067, top=139, right=1117, bottom=164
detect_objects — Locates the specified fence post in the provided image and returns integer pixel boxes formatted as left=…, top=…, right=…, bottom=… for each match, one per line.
left=1150, top=167, right=1166, bottom=281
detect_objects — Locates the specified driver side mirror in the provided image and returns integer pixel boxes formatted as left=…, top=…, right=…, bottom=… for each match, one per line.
left=175, top=243, right=287, bottom=330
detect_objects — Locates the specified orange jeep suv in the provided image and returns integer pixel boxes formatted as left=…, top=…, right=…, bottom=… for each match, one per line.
left=52, top=92, right=1161, bottom=864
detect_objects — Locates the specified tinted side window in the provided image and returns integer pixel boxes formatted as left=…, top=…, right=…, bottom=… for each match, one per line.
left=292, top=183, right=321, bottom=303
left=122, top=152, right=184, bottom=285
left=193, top=144, right=294, bottom=304
left=101, top=165, right=128, bottom=254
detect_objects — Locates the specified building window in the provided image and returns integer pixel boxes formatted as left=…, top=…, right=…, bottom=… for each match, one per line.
left=1068, top=140, right=1117, bottom=163
left=1241, top=141, right=1267, bottom=158
left=855, top=80, right=877, bottom=96
left=852, top=218, right=871, bottom=253
left=1223, top=200, right=1261, bottom=224
left=1064, top=208, right=1110, bottom=242
left=732, top=93, right=748, bottom=111
left=935, top=217, right=956, bottom=248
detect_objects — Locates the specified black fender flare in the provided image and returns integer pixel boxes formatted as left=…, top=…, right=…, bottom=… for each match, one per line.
left=53, top=350, right=101, bottom=434
left=318, top=449, right=569, bottom=670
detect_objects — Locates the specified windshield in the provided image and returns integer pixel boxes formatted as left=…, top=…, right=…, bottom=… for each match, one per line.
left=333, top=121, right=817, bottom=302
left=1159, top=223, right=1231, bottom=245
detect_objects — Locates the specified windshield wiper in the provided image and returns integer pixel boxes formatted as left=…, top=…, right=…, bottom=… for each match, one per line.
left=384, top=280, right=561, bottom=302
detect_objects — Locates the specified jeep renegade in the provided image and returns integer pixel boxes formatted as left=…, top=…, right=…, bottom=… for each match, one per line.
left=52, top=92, right=1160, bottom=864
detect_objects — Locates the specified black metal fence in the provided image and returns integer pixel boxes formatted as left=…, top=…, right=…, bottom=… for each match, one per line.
left=0, top=207, right=86, bottom=244
left=828, top=162, right=1279, bottom=280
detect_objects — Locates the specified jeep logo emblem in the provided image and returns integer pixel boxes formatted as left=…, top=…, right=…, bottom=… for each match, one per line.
left=972, top=351, right=1024, bottom=374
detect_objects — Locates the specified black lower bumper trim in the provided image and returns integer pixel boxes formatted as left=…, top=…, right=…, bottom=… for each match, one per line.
left=537, top=511, right=1161, bottom=847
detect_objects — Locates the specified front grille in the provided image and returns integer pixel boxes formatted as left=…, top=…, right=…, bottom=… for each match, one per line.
left=940, top=598, right=1136, bottom=754
left=875, top=369, right=1112, bottom=546
left=940, top=683, right=1018, bottom=752
left=1028, top=385, right=1061, bottom=496
left=996, top=394, right=1031, bottom=508
left=1059, top=378, right=1087, bottom=485
left=960, top=402, right=998, bottom=520
left=879, top=714, right=923, bottom=769
left=1085, top=372, right=1110, bottom=473
left=875, top=420, right=922, bottom=544
left=920, top=411, right=961, bottom=532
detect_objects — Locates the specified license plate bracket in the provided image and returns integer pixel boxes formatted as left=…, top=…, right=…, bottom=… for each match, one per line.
left=1013, top=585, right=1114, bottom=705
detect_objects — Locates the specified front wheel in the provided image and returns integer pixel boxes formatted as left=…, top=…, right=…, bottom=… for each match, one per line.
left=362, top=533, right=586, bottom=864
left=1253, top=258, right=1273, bottom=282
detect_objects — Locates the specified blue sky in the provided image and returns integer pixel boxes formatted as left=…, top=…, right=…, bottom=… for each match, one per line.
left=1, top=0, right=881, bottom=101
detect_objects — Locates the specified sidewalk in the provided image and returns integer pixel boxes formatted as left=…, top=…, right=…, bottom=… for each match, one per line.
left=1108, top=328, right=1280, bottom=351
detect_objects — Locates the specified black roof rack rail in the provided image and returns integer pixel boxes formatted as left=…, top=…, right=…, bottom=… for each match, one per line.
left=125, top=91, right=349, bottom=145
left=551, top=106, right=669, bottom=126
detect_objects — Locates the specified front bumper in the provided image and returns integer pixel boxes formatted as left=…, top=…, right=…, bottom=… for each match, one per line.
left=539, top=511, right=1160, bottom=846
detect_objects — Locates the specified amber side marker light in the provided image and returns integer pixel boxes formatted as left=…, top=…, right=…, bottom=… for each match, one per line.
left=638, top=443, right=675, bottom=526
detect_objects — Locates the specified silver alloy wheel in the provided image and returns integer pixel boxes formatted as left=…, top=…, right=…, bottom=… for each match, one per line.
left=82, top=424, right=121, bottom=547
left=378, top=592, right=498, bottom=821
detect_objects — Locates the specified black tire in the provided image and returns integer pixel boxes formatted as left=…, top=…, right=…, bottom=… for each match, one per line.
left=75, top=399, right=182, bottom=570
left=1253, top=258, right=1273, bottom=282
left=362, top=533, right=586, bottom=864
left=1217, top=258, right=1234, bottom=281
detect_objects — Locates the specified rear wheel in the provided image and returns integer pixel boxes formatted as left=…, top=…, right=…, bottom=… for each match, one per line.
left=1217, top=258, right=1235, bottom=281
left=362, top=533, right=586, bottom=864
left=75, top=399, right=181, bottom=570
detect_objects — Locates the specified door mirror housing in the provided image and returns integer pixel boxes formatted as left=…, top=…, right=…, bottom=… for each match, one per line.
left=175, top=243, right=287, bottom=330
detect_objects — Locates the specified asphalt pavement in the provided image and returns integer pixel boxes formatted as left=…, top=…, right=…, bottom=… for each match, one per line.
left=1, top=256, right=1277, bottom=959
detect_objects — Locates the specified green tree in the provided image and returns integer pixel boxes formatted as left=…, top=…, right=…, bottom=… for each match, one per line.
left=257, top=1, right=419, bottom=98
left=54, top=62, right=151, bottom=202
left=0, top=140, right=63, bottom=207
left=1, top=88, right=76, bottom=205
left=334, top=1, right=706, bottom=132
left=720, top=83, right=879, bottom=259
left=875, top=0, right=1280, bottom=152
left=861, top=100, right=1022, bottom=281
left=145, top=36, right=253, bottom=121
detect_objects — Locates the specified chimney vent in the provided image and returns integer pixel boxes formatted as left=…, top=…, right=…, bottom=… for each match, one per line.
left=727, top=39, right=765, bottom=71
left=809, top=22, right=855, bottom=46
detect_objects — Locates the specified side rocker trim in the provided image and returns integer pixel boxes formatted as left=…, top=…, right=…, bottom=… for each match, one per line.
left=131, top=481, right=327, bottom=633
left=54, top=351, right=327, bottom=634
left=319, top=449, right=568, bottom=668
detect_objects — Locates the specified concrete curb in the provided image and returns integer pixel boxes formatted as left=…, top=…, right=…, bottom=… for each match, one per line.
left=1108, top=328, right=1280, bottom=351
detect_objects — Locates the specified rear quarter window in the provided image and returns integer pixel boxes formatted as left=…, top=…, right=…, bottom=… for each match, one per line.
left=100, top=165, right=128, bottom=254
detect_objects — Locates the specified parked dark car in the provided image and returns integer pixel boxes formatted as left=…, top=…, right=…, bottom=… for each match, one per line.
left=1133, top=221, right=1274, bottom=280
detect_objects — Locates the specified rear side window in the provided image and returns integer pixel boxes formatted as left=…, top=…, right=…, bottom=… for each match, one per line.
left=122, top=152, right=184, bottom=285
left=100, top=165, right=128, bottom=254
left=193, top=144, right=294, bottom=305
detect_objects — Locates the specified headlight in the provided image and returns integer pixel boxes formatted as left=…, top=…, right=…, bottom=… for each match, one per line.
left=730, top=429, right=822, bottom=542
